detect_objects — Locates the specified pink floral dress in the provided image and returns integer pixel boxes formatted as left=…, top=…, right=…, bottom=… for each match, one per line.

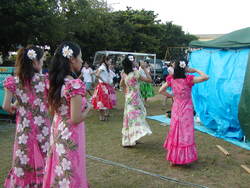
left=42, top=79, right=88, bottom=188
left=122, top=71, right=152, bottom=146
left=163, top=75, right=198, bottom=165
left=3, top=73, right=51, bottom=188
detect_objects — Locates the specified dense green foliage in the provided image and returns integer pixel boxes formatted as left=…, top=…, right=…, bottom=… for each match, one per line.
left=0, top=0, right=197, bottom=61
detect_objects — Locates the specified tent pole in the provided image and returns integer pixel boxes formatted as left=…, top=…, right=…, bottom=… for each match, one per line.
left=154, top=55, right=156, bottom=82
left=93, top=53, right=97, bottom=65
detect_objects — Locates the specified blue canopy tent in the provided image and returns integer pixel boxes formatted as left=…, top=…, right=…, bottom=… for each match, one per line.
left=189, top=27, right=250, bottom=142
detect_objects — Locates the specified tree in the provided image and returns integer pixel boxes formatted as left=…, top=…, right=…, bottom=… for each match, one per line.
left=0, top=0, right=197, bottom=62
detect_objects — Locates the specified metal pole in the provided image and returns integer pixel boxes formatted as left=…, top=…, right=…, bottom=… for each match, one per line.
left=153, top=55, right=156, bottom=82
left=93, top=53, right=97, bottom=65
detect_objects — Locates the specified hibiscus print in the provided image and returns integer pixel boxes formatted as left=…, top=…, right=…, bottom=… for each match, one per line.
left=127, top=78, right=137, bottom=87
left=20, top=154, right=29, bottom=165
left=14, top=167, right=24, bottom=177
left=34, top=98, right=42, bottom=106
left=42, top=126, right=49, bottom=136
left=19, top=106, right=26, bottom=116
left=18, top=134, right=28, bottom=144
left=55, top=165, right=63, bottom=176
left=42, top=142, right=50, bottom=153
left=61, top=128, right=72, bottom=140
left=59, top=104, right=68, bottom=116
left=37, top=134, right=44, bottom=143
left=58, top=178, right=70, bottom=188
left=34, top=116, right=45, bottom=127
left=61, top=158, right=71, bottom=171
left=35, top=82, right=45, bottom=93
left=20, top=93, right=29, bottom=103
left=56, top=144, right=66, bottom=156
left=128, top=110, right=141, bottom=119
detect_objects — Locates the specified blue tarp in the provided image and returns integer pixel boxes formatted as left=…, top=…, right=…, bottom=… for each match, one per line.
left=147, top=115, right=250, bottom=150
left=189, top=48, right=250, bottom=140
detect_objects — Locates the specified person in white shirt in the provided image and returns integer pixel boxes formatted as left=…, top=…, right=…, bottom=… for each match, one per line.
left=91, top=56, right=113, bottom=121
left=109, top=64, right=117, bottom=107
left=79, top=61, right=94, bottom=96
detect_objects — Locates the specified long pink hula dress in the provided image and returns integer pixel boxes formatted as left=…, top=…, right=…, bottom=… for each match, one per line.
left=163, top=75, right=198, bottom=165
left=4, top=73, right=51, bottom=187
left=42, top=79, right=89, bottom=188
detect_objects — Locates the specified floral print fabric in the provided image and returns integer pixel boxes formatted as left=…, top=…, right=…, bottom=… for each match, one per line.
left=91, top=82, right=113, bottom=110
left=42, top=79, right=89, bottom=188
left=122, top=71, right=152, bottom=146
left=163, top=75, right=198, bottom=164
left=4, top=74, right=51, bottom=188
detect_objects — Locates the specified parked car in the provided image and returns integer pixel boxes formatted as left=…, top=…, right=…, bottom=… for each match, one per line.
left=147, top=59, right=164, bottom=81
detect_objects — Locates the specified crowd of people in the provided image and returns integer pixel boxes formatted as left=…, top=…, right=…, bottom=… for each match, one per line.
left=2, top=41, right=209, bottom=187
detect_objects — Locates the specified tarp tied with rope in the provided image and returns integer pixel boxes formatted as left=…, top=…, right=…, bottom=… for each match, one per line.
left=189, top=27, right=250, bottom=141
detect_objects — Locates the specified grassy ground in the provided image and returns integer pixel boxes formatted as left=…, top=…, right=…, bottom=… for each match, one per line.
left=0, top=89, right=250, bottom=188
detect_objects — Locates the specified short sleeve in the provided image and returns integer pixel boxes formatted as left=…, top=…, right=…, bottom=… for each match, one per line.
left=81, top=67, right=84, bottom=74
left=186, top=75, right=195, bottom=87
left=63, top=79, right=86, bottom=101
left=166, top=75, right=173, bottom=87
left=3, top=76, right=16, bottom=93
left=99, top=64, right=106, bottom=72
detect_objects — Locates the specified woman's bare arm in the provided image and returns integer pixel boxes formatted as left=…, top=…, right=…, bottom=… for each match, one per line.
left=159, top=82, right=173, bottom=98
left=70, top=95, right=92, bottom=124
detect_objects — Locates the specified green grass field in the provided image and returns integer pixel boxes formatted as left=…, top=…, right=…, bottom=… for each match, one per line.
left=0, top=90, right=250, bottom=188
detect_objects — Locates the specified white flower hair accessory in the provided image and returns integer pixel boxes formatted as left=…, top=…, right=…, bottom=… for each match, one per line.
left=27, top=49, right=37, bottom=60
left=179, top=61, right=186, bottom=69
left=62, top=46, right=73, bottom=59
left=128, top=55, right=134, bottom=62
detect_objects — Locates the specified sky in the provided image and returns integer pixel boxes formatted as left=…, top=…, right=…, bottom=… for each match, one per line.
left=107, top=0, right=249, bottom=34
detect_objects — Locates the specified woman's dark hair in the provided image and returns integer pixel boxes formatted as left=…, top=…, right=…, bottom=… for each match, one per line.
left=15, top=45, right=44, bottom=86
left=122, top=54, right=134, bottom=74
left=48, top=41, right=81, bottom=113
left=173, top=61, right=186, bottom=79
left=100, top=56, right=110, bottom=73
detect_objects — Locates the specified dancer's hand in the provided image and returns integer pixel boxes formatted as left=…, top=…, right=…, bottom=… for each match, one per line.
left=9, top=104, right=17, bottom=114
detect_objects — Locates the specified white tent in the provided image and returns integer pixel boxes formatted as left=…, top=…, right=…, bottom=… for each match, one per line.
left=93, top=51, right=157, bottom=79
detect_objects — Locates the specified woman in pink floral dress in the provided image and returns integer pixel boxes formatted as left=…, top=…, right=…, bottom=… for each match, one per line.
left=43, top=42, right=91, bottom=188
left=3, top=46, right=51, bottom=187
left=159, top=61, right=209, bottom=165
left=120, top=55, right=153, bottom=147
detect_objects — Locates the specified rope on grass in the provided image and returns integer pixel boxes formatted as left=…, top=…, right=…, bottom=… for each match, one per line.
left=0, top=124, right=15, bottom=131
left=87, top=155, right=209, bottom=188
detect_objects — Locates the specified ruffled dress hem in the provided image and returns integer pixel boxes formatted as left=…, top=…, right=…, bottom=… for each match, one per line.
left=164, top=143, right=198, bottom=165
left=122, top=126, right=152, bottom=146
